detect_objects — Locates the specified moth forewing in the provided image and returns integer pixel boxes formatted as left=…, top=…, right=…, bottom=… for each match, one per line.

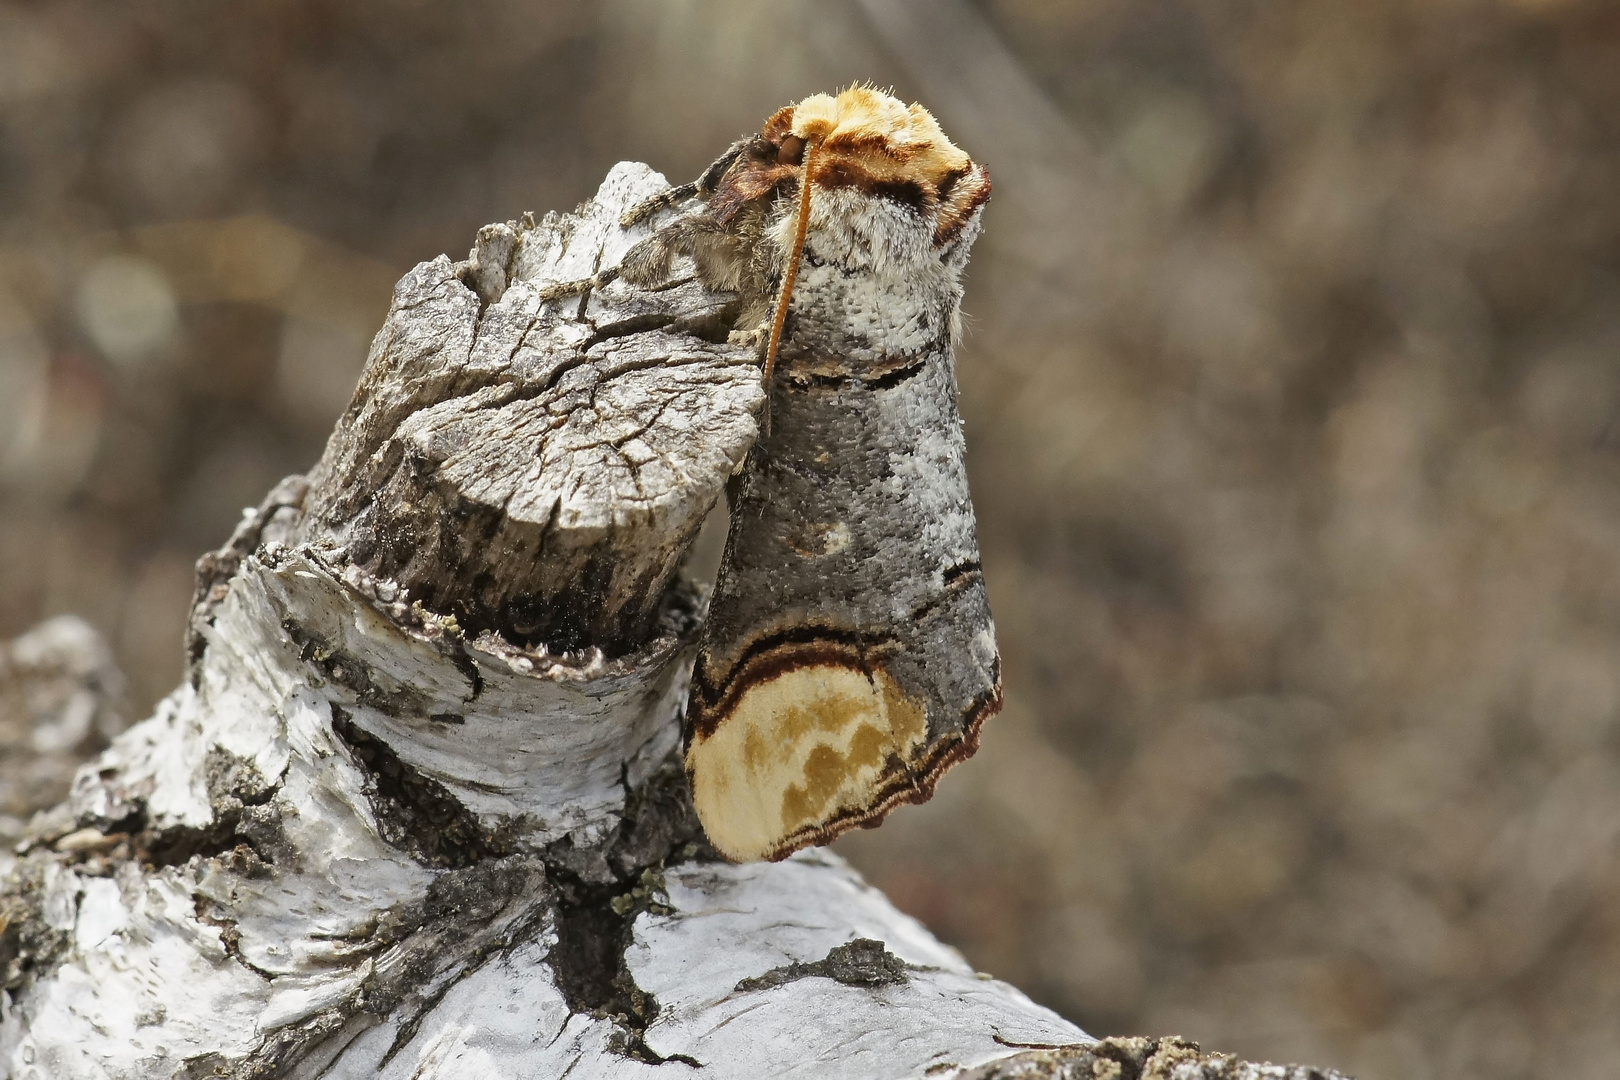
left=682, top=88, right=999, bottom=863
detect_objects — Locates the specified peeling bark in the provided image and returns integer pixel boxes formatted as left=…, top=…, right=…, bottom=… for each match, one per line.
left=0, top=165, right=1351, bottom=1079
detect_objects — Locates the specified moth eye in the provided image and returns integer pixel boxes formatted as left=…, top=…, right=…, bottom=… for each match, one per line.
left=778, top=136, right=807, bottom=166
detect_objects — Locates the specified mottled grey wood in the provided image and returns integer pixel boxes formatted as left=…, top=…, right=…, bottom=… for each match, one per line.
left=295, top=162, right=763, bottom=651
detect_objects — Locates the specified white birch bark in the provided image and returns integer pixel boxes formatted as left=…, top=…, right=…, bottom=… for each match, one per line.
left=0, top=165, right=1348, bottom=1080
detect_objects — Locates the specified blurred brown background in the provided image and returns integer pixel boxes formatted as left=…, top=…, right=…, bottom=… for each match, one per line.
left=2, top=1, right=1618, bottom=1077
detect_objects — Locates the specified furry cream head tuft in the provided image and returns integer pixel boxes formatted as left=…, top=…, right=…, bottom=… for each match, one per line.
left=764, top=86, right=972, bottom=193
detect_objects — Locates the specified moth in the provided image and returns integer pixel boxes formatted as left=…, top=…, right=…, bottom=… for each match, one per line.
left=558, top=87, right=999, bottom=862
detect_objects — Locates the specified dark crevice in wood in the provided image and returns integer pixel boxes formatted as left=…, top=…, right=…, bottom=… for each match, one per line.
left=0, top=863, right=77, bottom=992
left=192, top=896, right=277, bottom=982
left=582, top=311, right=678, bottom=348
left=547, top=870, right=648, bottom=1020
left=132, top=748, right=284, bottom=870
left=605, top=757, right=713, bottom=880
left=139, top=819, right=264, bottom=871
left=329, top=704, right=508, bottom=869
left=283, top=618, right=439, bottom=717
left=328, top=705, right=508, bottom=870
left=546, top=866, right=699, bottom=1069
left=542, top=759, right=710, bottom=1068
left=445, top=638, right=485, bottom=701
left=671, top=294, right=751, bottom=344
left=732, top=937, right=912, bottom=994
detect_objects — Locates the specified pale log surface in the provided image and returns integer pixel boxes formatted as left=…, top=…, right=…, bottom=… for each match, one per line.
left=0, top=166, right=1349, bottom=1080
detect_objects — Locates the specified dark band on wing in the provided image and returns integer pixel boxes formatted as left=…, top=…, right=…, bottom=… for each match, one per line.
left=776, top=353, right=931, bottom=391
left=688, top=624, right=899, bottom=741
left=933, top=165, right=992, bottom=247
left=908, top=560, right=985, bottom=624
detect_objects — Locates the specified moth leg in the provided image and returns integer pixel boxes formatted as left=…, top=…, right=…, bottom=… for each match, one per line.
left=727, top=318, right=769, bottom=350
left=536, top=264, right=619, bottom=301
left=619, top=135, right=753, bottom=227
left=541, top=212, right=735, bottom=300
left=538, top=219, right=707, bottom=301
left=550, top=138, right=762, bottom=302
left=616, top=233, right=678, bottom=287
left=619, top=181, right=700, bottom=229
left=622, top=213, right=753, bottom=293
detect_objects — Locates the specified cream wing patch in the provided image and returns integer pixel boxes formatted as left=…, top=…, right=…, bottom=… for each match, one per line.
left=687, top=664, right=927, bottom=862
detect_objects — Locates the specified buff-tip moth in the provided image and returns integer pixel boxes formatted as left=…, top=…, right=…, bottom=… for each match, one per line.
left=552, top=87, right=998, bottom=862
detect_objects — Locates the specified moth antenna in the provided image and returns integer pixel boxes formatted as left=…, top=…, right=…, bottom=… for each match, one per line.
left=761, top=138, right=819, bottom=437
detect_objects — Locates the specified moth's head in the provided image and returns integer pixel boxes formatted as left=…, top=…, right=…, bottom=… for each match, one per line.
left=706, top=87, right=990, bottom=252
left=759, top=87, right=989, bottom=246
left=765, top=87, right=967, bottom=187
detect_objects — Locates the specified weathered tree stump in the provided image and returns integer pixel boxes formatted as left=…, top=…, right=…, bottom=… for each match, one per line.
left=0, top=165, right=1349, bottom=1080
